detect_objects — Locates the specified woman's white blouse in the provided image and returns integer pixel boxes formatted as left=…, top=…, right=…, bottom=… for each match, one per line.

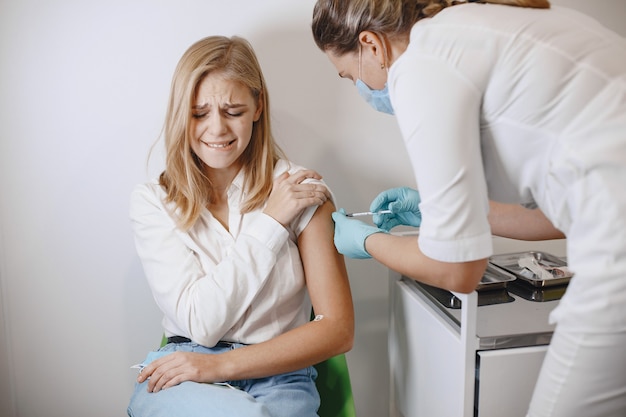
left=130, top=160, right=323, bottom=347
left=389, top=4, right=626, bottom=263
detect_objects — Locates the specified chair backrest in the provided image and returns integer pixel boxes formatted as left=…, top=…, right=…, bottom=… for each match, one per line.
left=315, top=353, right=357, bottom=417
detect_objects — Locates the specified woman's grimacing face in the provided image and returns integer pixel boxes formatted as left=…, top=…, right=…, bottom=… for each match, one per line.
left=190, top=73, right=262, bottom=174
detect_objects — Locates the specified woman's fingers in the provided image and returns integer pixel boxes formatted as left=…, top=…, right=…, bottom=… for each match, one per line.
left=289, top=169, right=323, bottom=184
left=281, top=170, right=331, bottom=201
left=138, top=353, right=204, bottom=393
left=264, top=170, right=331, bottom=226
left=149, top=366, right=185, bottom=393
left=291, top=183, right=330, bottom=202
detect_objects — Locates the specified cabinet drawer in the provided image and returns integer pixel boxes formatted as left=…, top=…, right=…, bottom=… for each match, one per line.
left=476, top=346, right=548, bottom=417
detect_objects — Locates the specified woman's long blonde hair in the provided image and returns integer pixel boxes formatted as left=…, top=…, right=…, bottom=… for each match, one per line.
left=159, top=36, right=285, bottom=230
left=312, top=0, right=550, bottom=55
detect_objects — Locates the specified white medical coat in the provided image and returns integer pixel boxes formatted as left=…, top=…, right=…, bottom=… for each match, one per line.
left=389, top=4, right=626, bottom=332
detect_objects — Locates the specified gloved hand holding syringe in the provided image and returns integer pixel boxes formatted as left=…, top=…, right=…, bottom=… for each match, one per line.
left=344, top=186, right=422, bottom=230
left=332, top=187, right=422, bottom=259
left=369, top=187, right=422, bottom=231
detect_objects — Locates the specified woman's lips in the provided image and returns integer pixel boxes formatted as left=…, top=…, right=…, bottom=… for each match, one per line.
left=203, top=139, right=236, bottom=148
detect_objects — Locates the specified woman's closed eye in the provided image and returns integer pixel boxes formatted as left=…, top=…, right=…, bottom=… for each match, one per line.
left=192, top=105, right=247, bottom=119
left=192, top=110, right=244, bottom=119
left=223, top=104, right=248, bottom=117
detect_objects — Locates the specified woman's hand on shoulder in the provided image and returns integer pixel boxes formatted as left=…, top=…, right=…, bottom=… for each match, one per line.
left=263, top=169, right=331, bottom=227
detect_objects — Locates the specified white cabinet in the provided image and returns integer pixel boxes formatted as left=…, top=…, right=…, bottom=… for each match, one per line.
left=389, top=237, right=566, bottom=417
left=389, top=273, right=558, bottom=417
left=389, top=277, right=478, bottom=417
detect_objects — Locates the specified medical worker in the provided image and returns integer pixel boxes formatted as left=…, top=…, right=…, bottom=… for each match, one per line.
left=311, top=0, right=626, bottom=416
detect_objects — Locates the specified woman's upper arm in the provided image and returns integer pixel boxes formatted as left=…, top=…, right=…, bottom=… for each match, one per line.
left=297, top=200, right=354, bottom=334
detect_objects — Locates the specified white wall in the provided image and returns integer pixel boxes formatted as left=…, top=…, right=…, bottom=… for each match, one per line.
left=0, top=1, right=623, bottom=417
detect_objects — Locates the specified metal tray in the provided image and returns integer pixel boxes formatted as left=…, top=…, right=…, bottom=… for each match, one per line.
left=476, top=263, right=517, bottom=290
left=490, top=251, right=570, bottom=288
left=415, top=263, right=516, bottom=309
left=418, top=282, right=514, bottom=309
left=507, top=280, right=568, bottom=302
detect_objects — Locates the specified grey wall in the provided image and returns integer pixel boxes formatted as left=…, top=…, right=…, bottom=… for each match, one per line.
left=0, top=1, right=623, bottom=417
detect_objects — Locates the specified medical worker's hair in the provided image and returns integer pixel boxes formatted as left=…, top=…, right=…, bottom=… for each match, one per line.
left=312, top=0, right=550, bottom=55
left=158, top=35, right=285, bottom=230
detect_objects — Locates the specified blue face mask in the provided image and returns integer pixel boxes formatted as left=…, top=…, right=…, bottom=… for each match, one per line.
left=356, top=43, right=394, bottom=115
left=356, top=79, right=394, bottom=115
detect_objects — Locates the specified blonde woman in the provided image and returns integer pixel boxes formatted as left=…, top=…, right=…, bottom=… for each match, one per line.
left=312, top=0, right=626, bottom=416
left=128, top=36, right=354, bottom=417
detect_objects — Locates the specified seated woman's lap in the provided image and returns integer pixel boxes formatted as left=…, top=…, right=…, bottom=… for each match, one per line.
left=128, top=379, right=272, bottom=417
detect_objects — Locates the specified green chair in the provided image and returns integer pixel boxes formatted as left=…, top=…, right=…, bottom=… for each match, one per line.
left=314, top=352, right=357, bottom=417
left=158, top=335, right=356, bottom=417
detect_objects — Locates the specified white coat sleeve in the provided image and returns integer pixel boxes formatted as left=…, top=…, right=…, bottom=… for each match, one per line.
left=390, top=55, right=493, bottom=262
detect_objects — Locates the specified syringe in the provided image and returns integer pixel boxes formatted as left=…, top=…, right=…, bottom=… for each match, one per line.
left=345, top=209, right=393, bottom=217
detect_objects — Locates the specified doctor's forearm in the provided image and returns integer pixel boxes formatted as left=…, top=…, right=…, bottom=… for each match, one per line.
left=488, top=201, right=565, bottom=241
left=365, top=233, right=487, bottom=293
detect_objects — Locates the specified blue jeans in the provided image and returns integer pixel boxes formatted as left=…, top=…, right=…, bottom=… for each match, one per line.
left=127, top=342, right=320, bottom=417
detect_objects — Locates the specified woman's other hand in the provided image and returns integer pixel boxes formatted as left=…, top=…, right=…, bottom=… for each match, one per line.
left=264, top=170, right=331, bottom=227
left=137, top=351, right=224, bottom=393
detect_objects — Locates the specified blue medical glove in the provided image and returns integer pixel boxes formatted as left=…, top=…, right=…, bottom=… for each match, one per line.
left=332, top=209, right=387, bottom=259
left=370, top=187, right=422, bottom=231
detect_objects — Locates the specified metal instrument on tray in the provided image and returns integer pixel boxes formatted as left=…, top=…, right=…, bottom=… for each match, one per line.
left=490, top=251, right=571, bottom=288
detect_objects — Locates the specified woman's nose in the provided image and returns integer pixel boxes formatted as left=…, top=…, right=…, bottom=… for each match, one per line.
left=207, top=113, right=227, bottom=136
